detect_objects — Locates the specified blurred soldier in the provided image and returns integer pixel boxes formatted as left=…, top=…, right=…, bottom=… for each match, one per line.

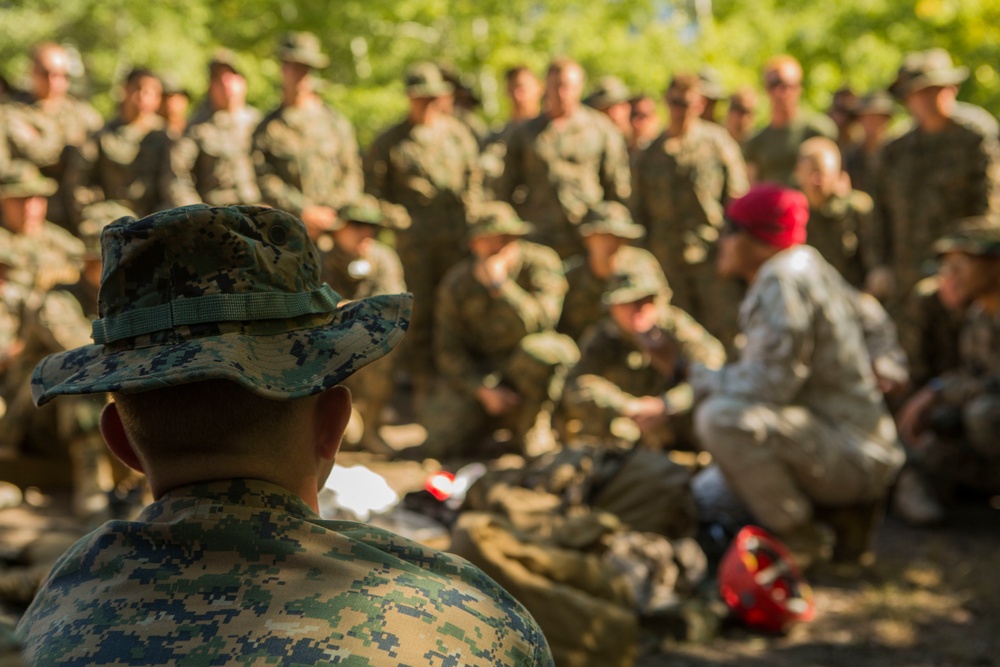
left=137, top=74, right=191, bottom=213
left=698, top=67, right=725, bottom=124
left=499, top=57, right=631, bottom=259
left=725, top=86, right=758, bottom=145
left=439, top=65, right=490, bottom=146
left=828, top=85, right=860, bottom=151
left=17, top=204, right=552, bottom=666
left=584, top=75, right=632, bottom=141
left=482, top=66, right=543, bottom=198
left=420, top=202, right=577, bottom=460
left=874, top=49, right=1000, bottom=386
left=557, top=201, right=664, bottom=341
left=252, top=32, right=362, bottom=240
left=20, top=42, right=103, bottom=229
left=628, top=93, right=660, bottom=155
left=322, top=195, right=408, bottom=456
left=558, top=260, right=725, bottom=448
left=157, top=75, right=190, bottom=140
left=365, top=62, right=482, bottom=404
left=794, top=136, right=873, bottom=289
left=632, top=73, right=748, bottom=348
left=69, top=68, right=164, bottom=217
left=843, top=91, right=895, bottom=197
left=164, top=51, right=262, bottom=207
left=743, top=55, right=837, bottom=186
left=690, top=185, right=904, bottom=565
left=895, top=222, right=1000, bottom=523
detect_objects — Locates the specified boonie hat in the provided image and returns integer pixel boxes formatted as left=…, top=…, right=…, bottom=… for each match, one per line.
left=725, top=184, right=809, bottom=250
left=889, top=48, right=968, bottom=99
left=854, top=91, right=895, bottom=117
left=31, top=205, right=411, bottom=406
left=584, top=75, right=630, bottom=110
left=0, top=161, right=58, bottom=199
left=603, top=264, right=670, bottom=306
left=932, top=217, right=1000, bottom=257
left=579, top=201, right=645, bottom=240
left=405, top=62, right=453, bottom=98
left=468, top=201, right=534, bottom=238
left=277, top=32, right=329, bottom=69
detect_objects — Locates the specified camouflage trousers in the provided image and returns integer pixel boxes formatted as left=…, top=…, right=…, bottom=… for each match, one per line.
left=695, top=396, right=901, bottom=534
left=421, top=332, right=579, bottom=459
left=917, top=395, right=1000, bottom=494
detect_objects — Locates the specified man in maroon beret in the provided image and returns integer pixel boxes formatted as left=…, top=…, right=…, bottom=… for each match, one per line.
left=686, top=184, right=904, bottom=567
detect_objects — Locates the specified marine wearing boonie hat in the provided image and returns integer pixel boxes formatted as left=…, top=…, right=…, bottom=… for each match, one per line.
left=405, top=62, right=453, bottom=99
left=583, top=75, right=630, bottom=110
left=579, top=201, right=645, bottom=240
left=602, top=263, right=667, bottom=306
left=30, top=204, right=412, bottom=406
left=276, top=31, right=329, bottom=69
left=888, top=48, right=968, bottom=99
left=932, top=217, right=1000, bottom=257
left=0, top=161, right=58, bottom=199
left=467, top=200, right=534, bottom=238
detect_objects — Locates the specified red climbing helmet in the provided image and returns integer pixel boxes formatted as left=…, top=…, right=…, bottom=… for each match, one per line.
left=718, top=525, right=816, bottom=633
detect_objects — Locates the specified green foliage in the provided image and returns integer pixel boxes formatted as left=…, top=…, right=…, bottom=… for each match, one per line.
left=2, top=0, right=999, bottom=146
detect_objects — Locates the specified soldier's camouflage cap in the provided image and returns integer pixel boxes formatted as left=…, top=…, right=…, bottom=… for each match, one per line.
left=78, top=201, right=136, bottom=258
left=932, top=217, right=1000, bottom=258
left=0, top=160, right=58, bottom=199
left=579, top=201, right=645, bottom=240
left=209, top=48, right=241, bottom=75
left=468, top=201, right=534, bottom=238
left=31, top=205, right=412, bottom=406
left=338, top=195, right=411, bottom=231
left=603, top=265, right=668, bottom=306
left=405, top=62, right=453, bottom=98
left=889, top=48, right=968, bottom=99
left=855, top=91, right=895, bottom=117
left=698, top=67, right=726, bottom=101
left=277, top=32, right=329, bottom=69
left=584, top=75, right=630, bottom=110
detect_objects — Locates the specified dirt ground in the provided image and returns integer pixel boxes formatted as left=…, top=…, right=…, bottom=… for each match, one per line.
left=2, top=422, right=999, bottom=666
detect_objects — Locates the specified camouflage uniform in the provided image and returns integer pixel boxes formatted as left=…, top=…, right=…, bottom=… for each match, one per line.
left=364, top=68, right=482, bottom=383
left=690, top=245, right=904, bottom=534
left=632, top=119, right=748, bottom=346
left=498, top=105, right=631, bottom=259
left=251, top=104, right=362, bottom=216
left=18, top=479, right=553, bottom=666
left=423, top=206, right=577, bottom=458
left=806, top=189, right=874, bottom=288
left=164, top=105, right=262, bottom=207
left=742, top=113, right=837, bottom=186
left=0, top=103, right=63, bottom=180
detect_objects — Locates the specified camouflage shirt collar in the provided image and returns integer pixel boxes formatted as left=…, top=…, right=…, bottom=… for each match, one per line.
left=154, top=478, right=317, bottom=519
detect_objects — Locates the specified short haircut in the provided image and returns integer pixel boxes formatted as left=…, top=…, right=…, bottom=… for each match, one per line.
left=668, top=73, right=701, bottom=95
left=729, top=86, right=758, bottom=111
left=505, top=65, right=536, bottom=85
left=112, top=380, right=298, bottom=459
left=763, top=55, right=802, bottom=81
left=124, top=67, right=158, bottom=88
left=547, top=56, right=583, bottom=78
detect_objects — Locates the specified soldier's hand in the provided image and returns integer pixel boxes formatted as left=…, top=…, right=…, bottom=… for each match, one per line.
left=300, top=206, right=338, bottom=240
left=897, top=385, right=937, bottom=446
left=624, top=395, right=670, bottom=434
left=475, top=385, right=521, bottom=416
left=635, top=327, right=681, bottom=378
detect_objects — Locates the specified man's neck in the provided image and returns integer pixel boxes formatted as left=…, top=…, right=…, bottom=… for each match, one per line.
left=918, top=114, right=951, bottom=134
left=770, top=105, right=797, bottom=128
left=668, top=115, right=695, bottom=137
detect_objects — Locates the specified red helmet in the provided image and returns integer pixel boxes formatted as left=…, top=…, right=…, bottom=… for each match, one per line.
left=718, top=525, right=816, bottom=633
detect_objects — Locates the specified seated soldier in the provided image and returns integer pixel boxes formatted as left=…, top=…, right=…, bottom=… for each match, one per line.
left=322, top=194, right=407, bottom=456
left=895, top=221, right=1000, bottom=524
left=16, top=205, right=553, bottom=666
left=419, top=201, right=578, bottom=460
left=558, top=262, right=725, bottom=448
left=557, top=200, right=663, bottom=341
left=688, top=185, right=904, bottom=565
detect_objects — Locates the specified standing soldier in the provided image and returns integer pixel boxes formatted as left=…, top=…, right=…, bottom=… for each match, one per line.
left=69, top=68, right=164, bottom=217
left=874, top=49, right=1000, bottom=387
left=698, top=67, right=726, bottom=125
left=725, top=87, right=758, bottom=145
left=584, top=75, right=633, bottom=142
left=365, top=62, right=482, bottom=405
left=843, top=91, right=895, bottom=198
left=164, top=50, right=262, bottom=207
left=419, top=202, right=577, bottom=460
left=252, top=32, right=362, bottom=241
left=20, top=42, right=103, bottom=229
left=481, top=65, right=543, bottom=198
left=632, top=73, right=748, bottom=347
left=499, top=57, right=631, bottom=259
left=628, top=93, right=661, bottom=156
left=743, top=55, right=836, bottom=186
left=322, top=195, right=408, bottom=456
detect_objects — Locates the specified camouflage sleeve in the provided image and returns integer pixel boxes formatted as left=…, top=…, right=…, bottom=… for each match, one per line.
left=689, top=273, right=812, bottom=402
left=661, top=304, right=725, bottom=413
left=600, top=123, right=631, bottom=203
left=332, top=113, right=364, bottom=207
left=4, top=103, right=63, bottom=168
left=434, top=268, right=489, bottom=395
left=969, top=131, right=1000, bottom=218
left=457, top=122, right=484, bottom=209
left=496, top=124, right=523, bottom=204
left=163, top=132, right=203, bottom=207
left=719, top=132, right=749, bottom=202
left=496, top=243, right=567, bottom=332
left=563, top=325, right=638, bottom=415
left=252, top=120, right=307, bottom=215
left=854, top=290, right=909, bottom=387
left=20, top=290, right=92, bottom=354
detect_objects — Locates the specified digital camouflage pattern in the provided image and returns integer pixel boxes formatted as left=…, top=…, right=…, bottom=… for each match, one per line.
left=17, top=479, right=554, bottom=666
left=690, top=246, right=903, bottom=533
left=252, top=102, right=363, bottom=215
left=0, top=220, right=84, bottom=292
left=560, top=302, right=725, bottom=445
left=498, top=106, right=631, bottom=258
left=632, top=119, right=748, bottom=346
left=0, top=103, right=63, bottom=179
left=163, top=105, right=262, bottom=207
left=742, top=113, right=837, bottom=186
left=30, top=204, right=411, bottom=406
left=805, top=189, right=874, bottom=288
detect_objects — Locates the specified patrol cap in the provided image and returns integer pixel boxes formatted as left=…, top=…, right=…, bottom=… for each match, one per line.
left=584, top=75, right=630, bottom=110
left=277, top=32, right=329, bottom=69
left=468, top=201, right=534, bottom=238
left=78, top=201, right=135, bottom=258
left=209, top=48, right=241, bottom=76
left=725, top=184, right=808, bottom=250
left=31, top=204, right=412, bottom=406
left=0, top=160, right=57, bottom=199
left=889, top=48, right=968, bottom=99
left=855, top=91, right=895, bottom=117
left=932, top=218, right=1000, bottom=257
left=405, top=62, right=453, bottom=98
left=603, top=265, right=667, bottom=306
left=579, top=201, right=645, bottom=240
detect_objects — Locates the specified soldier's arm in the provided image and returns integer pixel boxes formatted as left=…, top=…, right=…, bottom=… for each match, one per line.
left=163, top=132, right=204, bottom=207
left=252, top=121, right=308, bottom=215
left=5, top=103, right=63, bottom=168
left=599, top=124, right=631, bottom=203
left=434, top=272, right=488, bottom=395
left=495, top=124, right=523, bottom=204
left=493, top=244, right=567, bottom=332
left=719, top=132, right=750, bottom=203
left=457, top=122, right=484, bottom=209
left=333, top=114, right=364, bottom=207
left=562, top=327, right=639, bottom=415
left=369, top=242, right=407, bottom=296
